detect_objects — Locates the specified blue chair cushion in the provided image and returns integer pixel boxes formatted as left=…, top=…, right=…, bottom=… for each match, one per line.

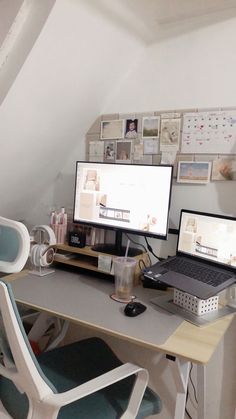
left=0, top=337, right=162, bottom=419
left=0, top=226, right=19, bottom=262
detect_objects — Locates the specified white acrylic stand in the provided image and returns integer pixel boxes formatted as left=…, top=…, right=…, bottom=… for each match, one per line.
left=30, top=228, right=55, bottom=277
left=30, top=264, right=55, bottom=277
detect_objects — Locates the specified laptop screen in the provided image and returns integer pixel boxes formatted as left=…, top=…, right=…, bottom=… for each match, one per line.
left=177, top=210, right=236, bottom=269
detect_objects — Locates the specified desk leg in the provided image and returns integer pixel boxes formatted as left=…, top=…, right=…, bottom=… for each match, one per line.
left=168, top=357, right=190, bottom=419
left=197, top=364, right=206, bottom=419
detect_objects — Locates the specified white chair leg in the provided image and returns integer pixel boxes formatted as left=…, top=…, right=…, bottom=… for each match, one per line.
left=167, top=357, right=190, bottom=419
left=28, top=400, right=60, bottom=419
left=46, top=320, right=69, bottom=351
left=27, top=312, right=55, bottom=342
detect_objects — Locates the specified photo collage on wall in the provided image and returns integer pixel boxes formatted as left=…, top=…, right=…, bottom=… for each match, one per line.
left=86, top=109, right=236, bottom=184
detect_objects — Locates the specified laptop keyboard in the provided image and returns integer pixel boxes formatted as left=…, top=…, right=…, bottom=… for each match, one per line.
left=164, top=258, right=232, bottom=286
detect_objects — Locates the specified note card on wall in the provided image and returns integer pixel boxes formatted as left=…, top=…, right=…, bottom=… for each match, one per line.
left=181, top=111, right=236, bottom=154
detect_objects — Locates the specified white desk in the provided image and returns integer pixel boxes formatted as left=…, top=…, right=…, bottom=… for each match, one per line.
left=6, top=268, right=235, bottom=419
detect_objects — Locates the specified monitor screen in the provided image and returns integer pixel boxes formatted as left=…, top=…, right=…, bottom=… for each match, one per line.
left=73, top=161, right=173, bottom=244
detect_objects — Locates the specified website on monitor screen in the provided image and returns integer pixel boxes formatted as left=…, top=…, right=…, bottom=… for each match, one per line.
left=73, top=162, right=173, bottom=238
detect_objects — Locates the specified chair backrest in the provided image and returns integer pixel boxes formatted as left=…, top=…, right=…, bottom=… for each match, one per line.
left=0, top=216, right=30, bottom=273
left=0, top=280, right=57, bottom=400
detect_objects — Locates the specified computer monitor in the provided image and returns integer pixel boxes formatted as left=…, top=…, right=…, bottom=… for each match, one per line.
left=73, top=161, right=173, bottom=255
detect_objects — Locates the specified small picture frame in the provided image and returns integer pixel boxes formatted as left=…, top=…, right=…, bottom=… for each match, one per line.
left=125, top=119, right=138, bottom=139
left=142, top=116, right=160, bottom=139
left=177, top=161, right=211, bottom=184
left=104, top=141, right=115, bottom=162
left=100, top=119, right=124, bottom=140
left=211, top=157, right=236, bottom=181
left=116, top=140, right=132, bottom=163
left=160, top=118, right=181, bottom=150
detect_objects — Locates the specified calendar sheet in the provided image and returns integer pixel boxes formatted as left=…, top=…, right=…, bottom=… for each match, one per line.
left=181, top=111, right=236, bottom=154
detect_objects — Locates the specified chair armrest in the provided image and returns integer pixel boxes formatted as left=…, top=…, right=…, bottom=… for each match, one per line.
left=0, top=363, right=18, bottom=381
left=44, top=362, right=148, bottom=418
left=0, top=363, right=25, bottom=394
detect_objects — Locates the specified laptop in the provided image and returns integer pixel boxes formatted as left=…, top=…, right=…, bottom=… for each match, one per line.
left=143, top=209, right=236, bottom=299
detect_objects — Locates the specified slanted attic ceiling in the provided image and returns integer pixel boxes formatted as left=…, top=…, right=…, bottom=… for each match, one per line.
left=0, top=0, right=23, bottom=45
left=81, top=0, right=236, bottom=43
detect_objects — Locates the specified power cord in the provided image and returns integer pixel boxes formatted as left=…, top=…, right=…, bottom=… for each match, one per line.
left=185, top=363, right=198, bottom=419
left=189, top=363, right=198, bottom=406
left=138, top=258, right=148, bottom=271
left=144, top=237, right=160, bottom=260
left=185, top=387, right=193, bottom=419
left=125, top=234, right=152, bottom=266
left=125, top=233, right=148, bottom=253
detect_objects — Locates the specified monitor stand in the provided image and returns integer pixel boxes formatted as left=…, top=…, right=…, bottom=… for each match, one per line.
left=92, top=230, right=142, bottom=257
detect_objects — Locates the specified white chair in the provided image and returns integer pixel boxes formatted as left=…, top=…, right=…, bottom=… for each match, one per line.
left=0, top=216, right=30, bottom=274
left=0, top=279, right=162, bottom=419
left=0, top=216, right=68, bottom=354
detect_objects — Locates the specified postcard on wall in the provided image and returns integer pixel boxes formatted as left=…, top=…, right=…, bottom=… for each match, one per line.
left=125, top=119, right=138, bottom=139
left=142, top=116, right=160, bottom=139
left=173, top=154, right=193, bottom=178
left=100, top=119, right=124, bottom=140
left=115, top=140, right=132, bottom=163
left=177, top=161, right=211, bottom=184
left=161, top=150, right=177, bottom=165
left=143, top=139, right=158, bottom=154
left=161, top=112, right=181, bottom=119
left=89, top=141, right=104, bottom=161
left=160, top=118, right=181, bottom=151
left=133, top=142, right=144, bottom=160
left=89, top=155, right=102, bottom=162
left=211, top=157, right=236, bottom=181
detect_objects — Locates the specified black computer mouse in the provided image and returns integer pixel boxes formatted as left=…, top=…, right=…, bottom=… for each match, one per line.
left=124, top=302, right=147, bottom=317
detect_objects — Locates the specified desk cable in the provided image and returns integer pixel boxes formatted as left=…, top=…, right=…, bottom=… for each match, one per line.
left=185, top=363, right=198, bottom=419
left=144, top=236, right=160, bottom=261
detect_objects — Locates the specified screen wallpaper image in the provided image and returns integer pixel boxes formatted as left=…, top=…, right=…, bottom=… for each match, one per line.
left=178, top=212, right=236, bottom=267
left=73, top=163, right=172, bottom=237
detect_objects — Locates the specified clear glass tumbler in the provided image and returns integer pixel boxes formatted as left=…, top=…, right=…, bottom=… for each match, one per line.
left=113, top=257, right=136, bottom=301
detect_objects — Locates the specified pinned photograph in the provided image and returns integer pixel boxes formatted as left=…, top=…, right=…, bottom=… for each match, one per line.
left=104, top=141, right=115, bottom=162
left=160, top=118, right=181, bottom=150
left=142, top=116, right=160, bottom=138
left=101, top=119, right=124, bottom=140
left=125, top=119, right=138, bottom=139
left=212, top=157, right=236, bottom=181
left=177, top=161, right=211, bottom=184
left=116, top=140, right=132, bottom=163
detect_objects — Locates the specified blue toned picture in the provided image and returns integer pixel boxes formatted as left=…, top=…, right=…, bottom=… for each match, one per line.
left=177, top=161, right=211, bottom=184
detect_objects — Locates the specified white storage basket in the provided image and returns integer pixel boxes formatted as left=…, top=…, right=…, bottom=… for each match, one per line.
left=173, top=288, right=219, bottom=316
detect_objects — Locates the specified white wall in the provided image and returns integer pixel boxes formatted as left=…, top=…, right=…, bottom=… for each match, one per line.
left=104, top=16, right=236, bottom=112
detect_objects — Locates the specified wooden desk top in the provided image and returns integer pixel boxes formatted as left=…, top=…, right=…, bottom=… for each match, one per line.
left=5, top=269, right=234, bottom=365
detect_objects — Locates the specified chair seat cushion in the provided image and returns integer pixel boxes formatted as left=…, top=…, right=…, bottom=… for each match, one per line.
left=0, top=337, right=162, bottom=419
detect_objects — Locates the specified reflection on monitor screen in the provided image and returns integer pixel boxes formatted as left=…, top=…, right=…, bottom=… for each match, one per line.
left=73, top=161, right=173, bottom=254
